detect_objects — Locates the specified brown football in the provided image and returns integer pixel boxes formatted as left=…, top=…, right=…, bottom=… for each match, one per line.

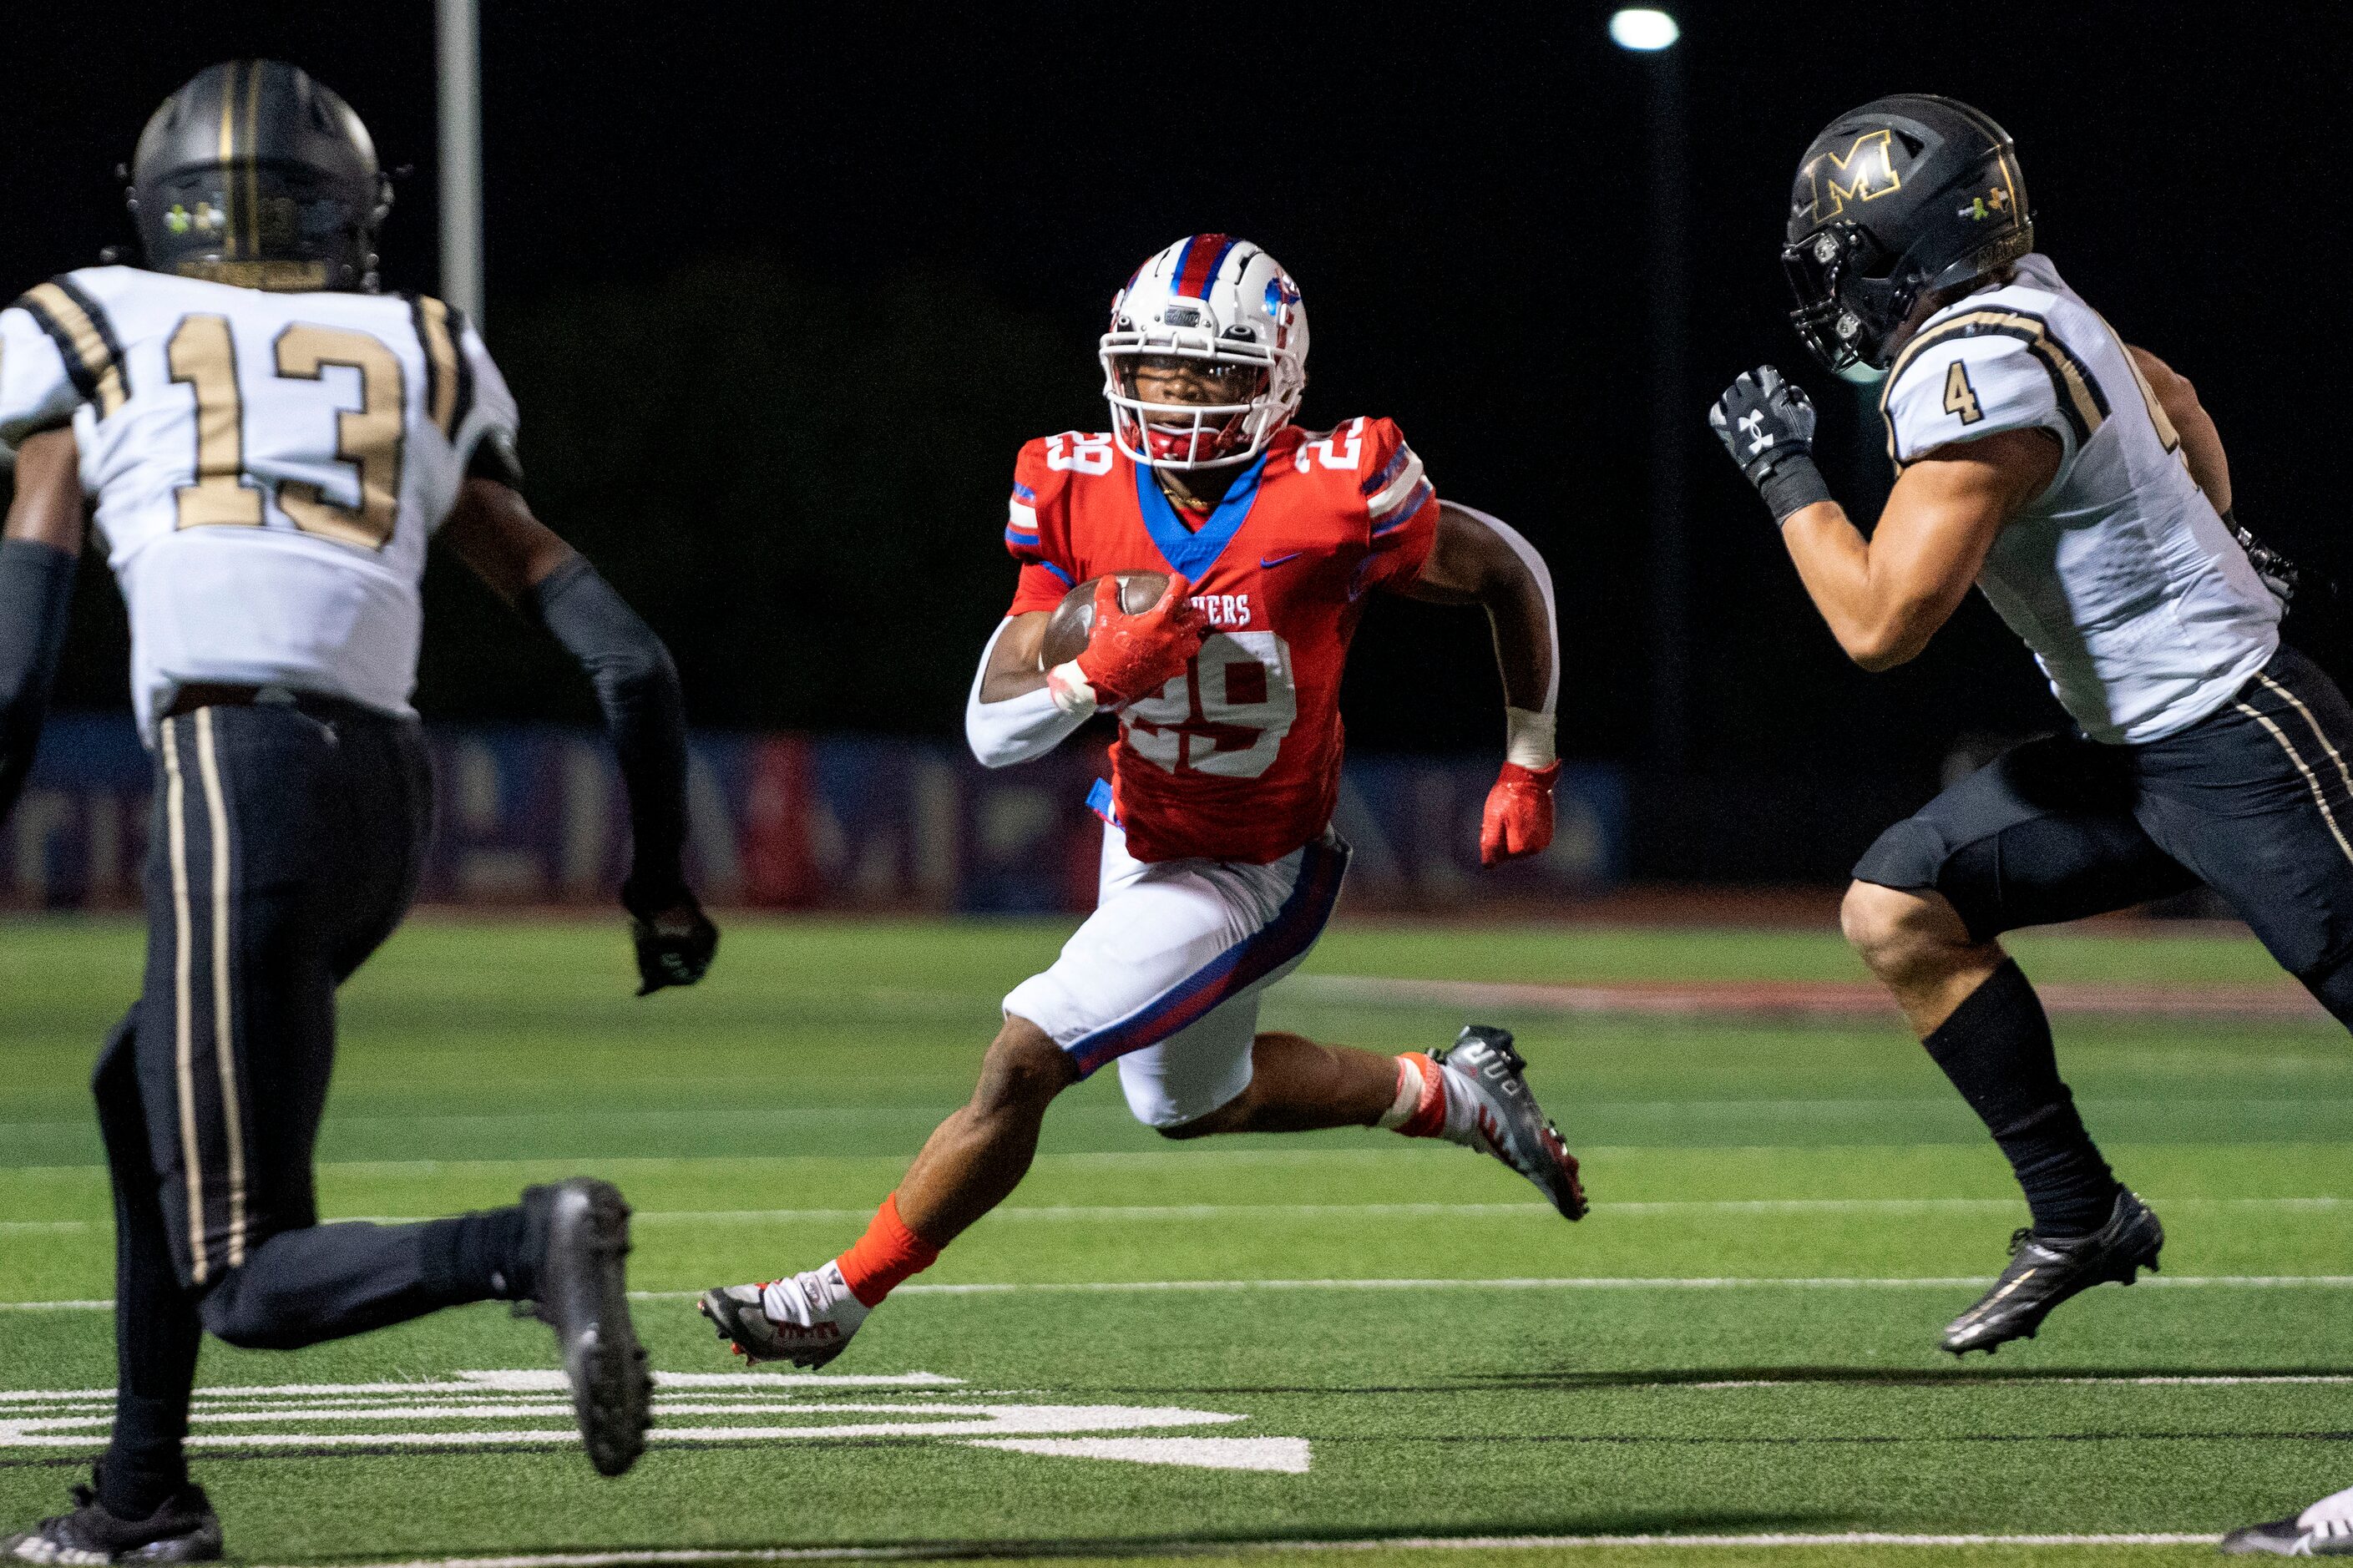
left=1038, top=571, right=1173, bottom=668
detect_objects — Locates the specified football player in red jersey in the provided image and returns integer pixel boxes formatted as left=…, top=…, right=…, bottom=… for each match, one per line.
left=699, top=235, right=1579, bottom=1366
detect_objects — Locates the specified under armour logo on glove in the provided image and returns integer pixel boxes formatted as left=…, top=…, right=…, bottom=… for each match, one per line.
left=1709, top=364, right=1834, bottom=525
left=1710, top=366, right=1816, bottom=482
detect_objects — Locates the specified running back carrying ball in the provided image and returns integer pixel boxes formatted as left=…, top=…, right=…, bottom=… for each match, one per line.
left=1038, top=571, right=1173, bottom=668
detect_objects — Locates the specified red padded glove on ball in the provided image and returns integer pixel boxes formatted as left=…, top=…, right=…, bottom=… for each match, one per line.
left=1480, top=760, right=1561, bottom=867
left=1073, top=573, right=1208, bottom=708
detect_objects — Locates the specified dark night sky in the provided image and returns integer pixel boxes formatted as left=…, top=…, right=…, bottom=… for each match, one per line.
left=5, top=2, right=2348, bottom=814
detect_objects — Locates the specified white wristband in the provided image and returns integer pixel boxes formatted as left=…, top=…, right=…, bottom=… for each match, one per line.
left=1504, top=706, right=1556, bottom=770
left=1045, top=660, right=1101, bottom=716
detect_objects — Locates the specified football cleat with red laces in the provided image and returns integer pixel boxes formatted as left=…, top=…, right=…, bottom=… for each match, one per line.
left=1433, top=1025, right=1588, bottom=1221
left=698, top=1264, right=870, bottom=1369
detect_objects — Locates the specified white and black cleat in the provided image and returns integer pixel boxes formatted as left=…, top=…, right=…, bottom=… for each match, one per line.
left=2221, top=1484, right=2353, bottom=1555
left=700, top=1263, right=870, bottom=1369
left=519, top=1178, right=653, bottom=1476
left=3, top=1475, right=221, bottom=1565
left=1940, top=1186, right=2163, bottom=1357
left=1435, top=1025, right=1588, bottom=1221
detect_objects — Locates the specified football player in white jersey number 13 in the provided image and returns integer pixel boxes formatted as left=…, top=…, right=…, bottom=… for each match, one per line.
left=1711, top=98, right=2353, bottom=1549
left=0, top=62, right=718, bottom=1562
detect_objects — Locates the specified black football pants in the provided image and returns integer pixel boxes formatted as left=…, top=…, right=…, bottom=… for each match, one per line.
left=1855, top=643, right=2353, bottom=1022
left=94, top=700, right=497, bottom=1495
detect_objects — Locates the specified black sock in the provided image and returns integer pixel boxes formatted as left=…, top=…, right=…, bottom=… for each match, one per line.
left=417, top=1205, right=529, bottom=1302
left=98, top=1399, right=192, bottom=1519
left=1921, top=960, right=2118, bottom=1238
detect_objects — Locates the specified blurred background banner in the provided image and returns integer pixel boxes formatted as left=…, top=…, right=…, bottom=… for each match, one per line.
left=0, top=716, right=1626, bottom=914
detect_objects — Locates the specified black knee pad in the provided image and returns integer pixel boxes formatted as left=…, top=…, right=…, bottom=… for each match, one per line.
left=195, top=1272, right=303, bottom=1351
left=1851, top=819, right=1945, bottom=900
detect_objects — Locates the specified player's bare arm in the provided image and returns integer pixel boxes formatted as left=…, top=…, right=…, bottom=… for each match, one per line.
left=1398, top=501, right=1555, bottom=709
left=1394, top=499, right=1563, bottom=862
left=1779, top=427, right=2056, bottom=670
left=975, top=610, right=1050, bottom=701
left=0, top=427, right=86, bottom=822
left=438, top=476, right=719, bottom=993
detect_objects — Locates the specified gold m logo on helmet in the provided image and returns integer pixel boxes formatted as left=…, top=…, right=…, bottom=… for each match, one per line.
left=1801, top=129, right=1902, bottom=223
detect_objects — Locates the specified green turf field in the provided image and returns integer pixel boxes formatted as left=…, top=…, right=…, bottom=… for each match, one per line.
left=3, top=914, right=2349, bottom=1566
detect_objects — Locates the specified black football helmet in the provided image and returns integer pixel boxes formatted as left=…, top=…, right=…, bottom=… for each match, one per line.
left=127, top=60, right=391, bottom=291
left=1784, top=94, right=2032, bottom=380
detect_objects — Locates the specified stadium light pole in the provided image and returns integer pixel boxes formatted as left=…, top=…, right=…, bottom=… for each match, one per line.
left=437, top=0, right=484, bottom=326
left=1610, top=8, right=1692, bottom=772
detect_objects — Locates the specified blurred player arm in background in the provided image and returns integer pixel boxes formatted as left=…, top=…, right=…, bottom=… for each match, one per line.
left=2127, top=345, right=2229, bottom=514
left=1395, top=501, right=1561, bottom=865
left=0, top=427, right=85, bottom=826
left=439, top=476, right=717, bottom=993
left=1713, top=366, right=2052, bottom=672
left=2131, top=344, right=2312, bottom=603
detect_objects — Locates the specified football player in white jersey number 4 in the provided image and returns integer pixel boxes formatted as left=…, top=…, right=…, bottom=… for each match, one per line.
left=0, top=63, right=717, bottom=1561
left=1711, top=96, right=2352, bottom=1553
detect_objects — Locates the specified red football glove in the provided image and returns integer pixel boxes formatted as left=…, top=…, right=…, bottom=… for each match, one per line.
left=1480, top=760, right=1561, bottom=867
left=1074, top=573, right=1208, bottom=707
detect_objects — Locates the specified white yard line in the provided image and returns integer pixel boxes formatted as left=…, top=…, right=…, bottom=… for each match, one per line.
left=4, top=1196, right=2342, bottom=1232
left=3, top=1373, right=961, bottom=1403
left=12, top=1274, right=2353, bottom=1314
left=1639, top=1373, right=2353, bottom=1389
left=870, top=1274, right=2353, bottom=1296
left=249, top=1530, right=2221, bottom=1567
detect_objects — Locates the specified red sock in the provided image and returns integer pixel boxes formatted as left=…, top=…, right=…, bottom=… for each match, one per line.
left=833, top=1192, right=942, bottom=1308
left=1383, top=1051, right=1450, bottom=1139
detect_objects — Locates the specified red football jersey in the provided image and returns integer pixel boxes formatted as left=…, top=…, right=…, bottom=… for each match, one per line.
left=1003, top=418, right=1440, bottom=863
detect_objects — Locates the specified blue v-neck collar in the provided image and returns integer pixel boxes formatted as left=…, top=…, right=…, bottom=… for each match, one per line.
left=1131, top=450, right=1272, bottom=581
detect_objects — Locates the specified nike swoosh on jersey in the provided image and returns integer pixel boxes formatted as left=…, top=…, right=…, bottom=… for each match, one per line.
left=1259, top=551, right=1303, bottom=569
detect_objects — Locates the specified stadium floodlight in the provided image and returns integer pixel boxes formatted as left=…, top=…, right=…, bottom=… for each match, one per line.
left=1607, top=8, right=1680, bottom=50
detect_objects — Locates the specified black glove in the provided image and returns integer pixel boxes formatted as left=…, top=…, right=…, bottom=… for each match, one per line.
left=2226, top=510, right=2315, bottom=610
left=1709, top=365, right=1834, bottom=524
left=623, top=873, right=719, bottom=996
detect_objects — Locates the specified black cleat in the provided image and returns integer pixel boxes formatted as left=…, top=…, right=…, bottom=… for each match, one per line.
left=519, top=1179, right=653, bottom=1476
left=1940, top=1186, right=2163, bottom=1356
left=1434, top=1025, right=1588, bottom=1222
left=3, top=1474, right=221, bottom=1565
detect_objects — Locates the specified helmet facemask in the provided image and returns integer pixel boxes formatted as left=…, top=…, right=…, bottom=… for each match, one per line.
left=1783, top=221, right=1911, bottom=382
left=1101, top=345, right=1273, bottom=468
left=1097, top=236, right=1308, bottom=468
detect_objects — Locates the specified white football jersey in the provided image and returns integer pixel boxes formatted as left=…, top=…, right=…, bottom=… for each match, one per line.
left=0, top=266, right=517, bottom=739
left=1880, top=253, right=2279, bottom=744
